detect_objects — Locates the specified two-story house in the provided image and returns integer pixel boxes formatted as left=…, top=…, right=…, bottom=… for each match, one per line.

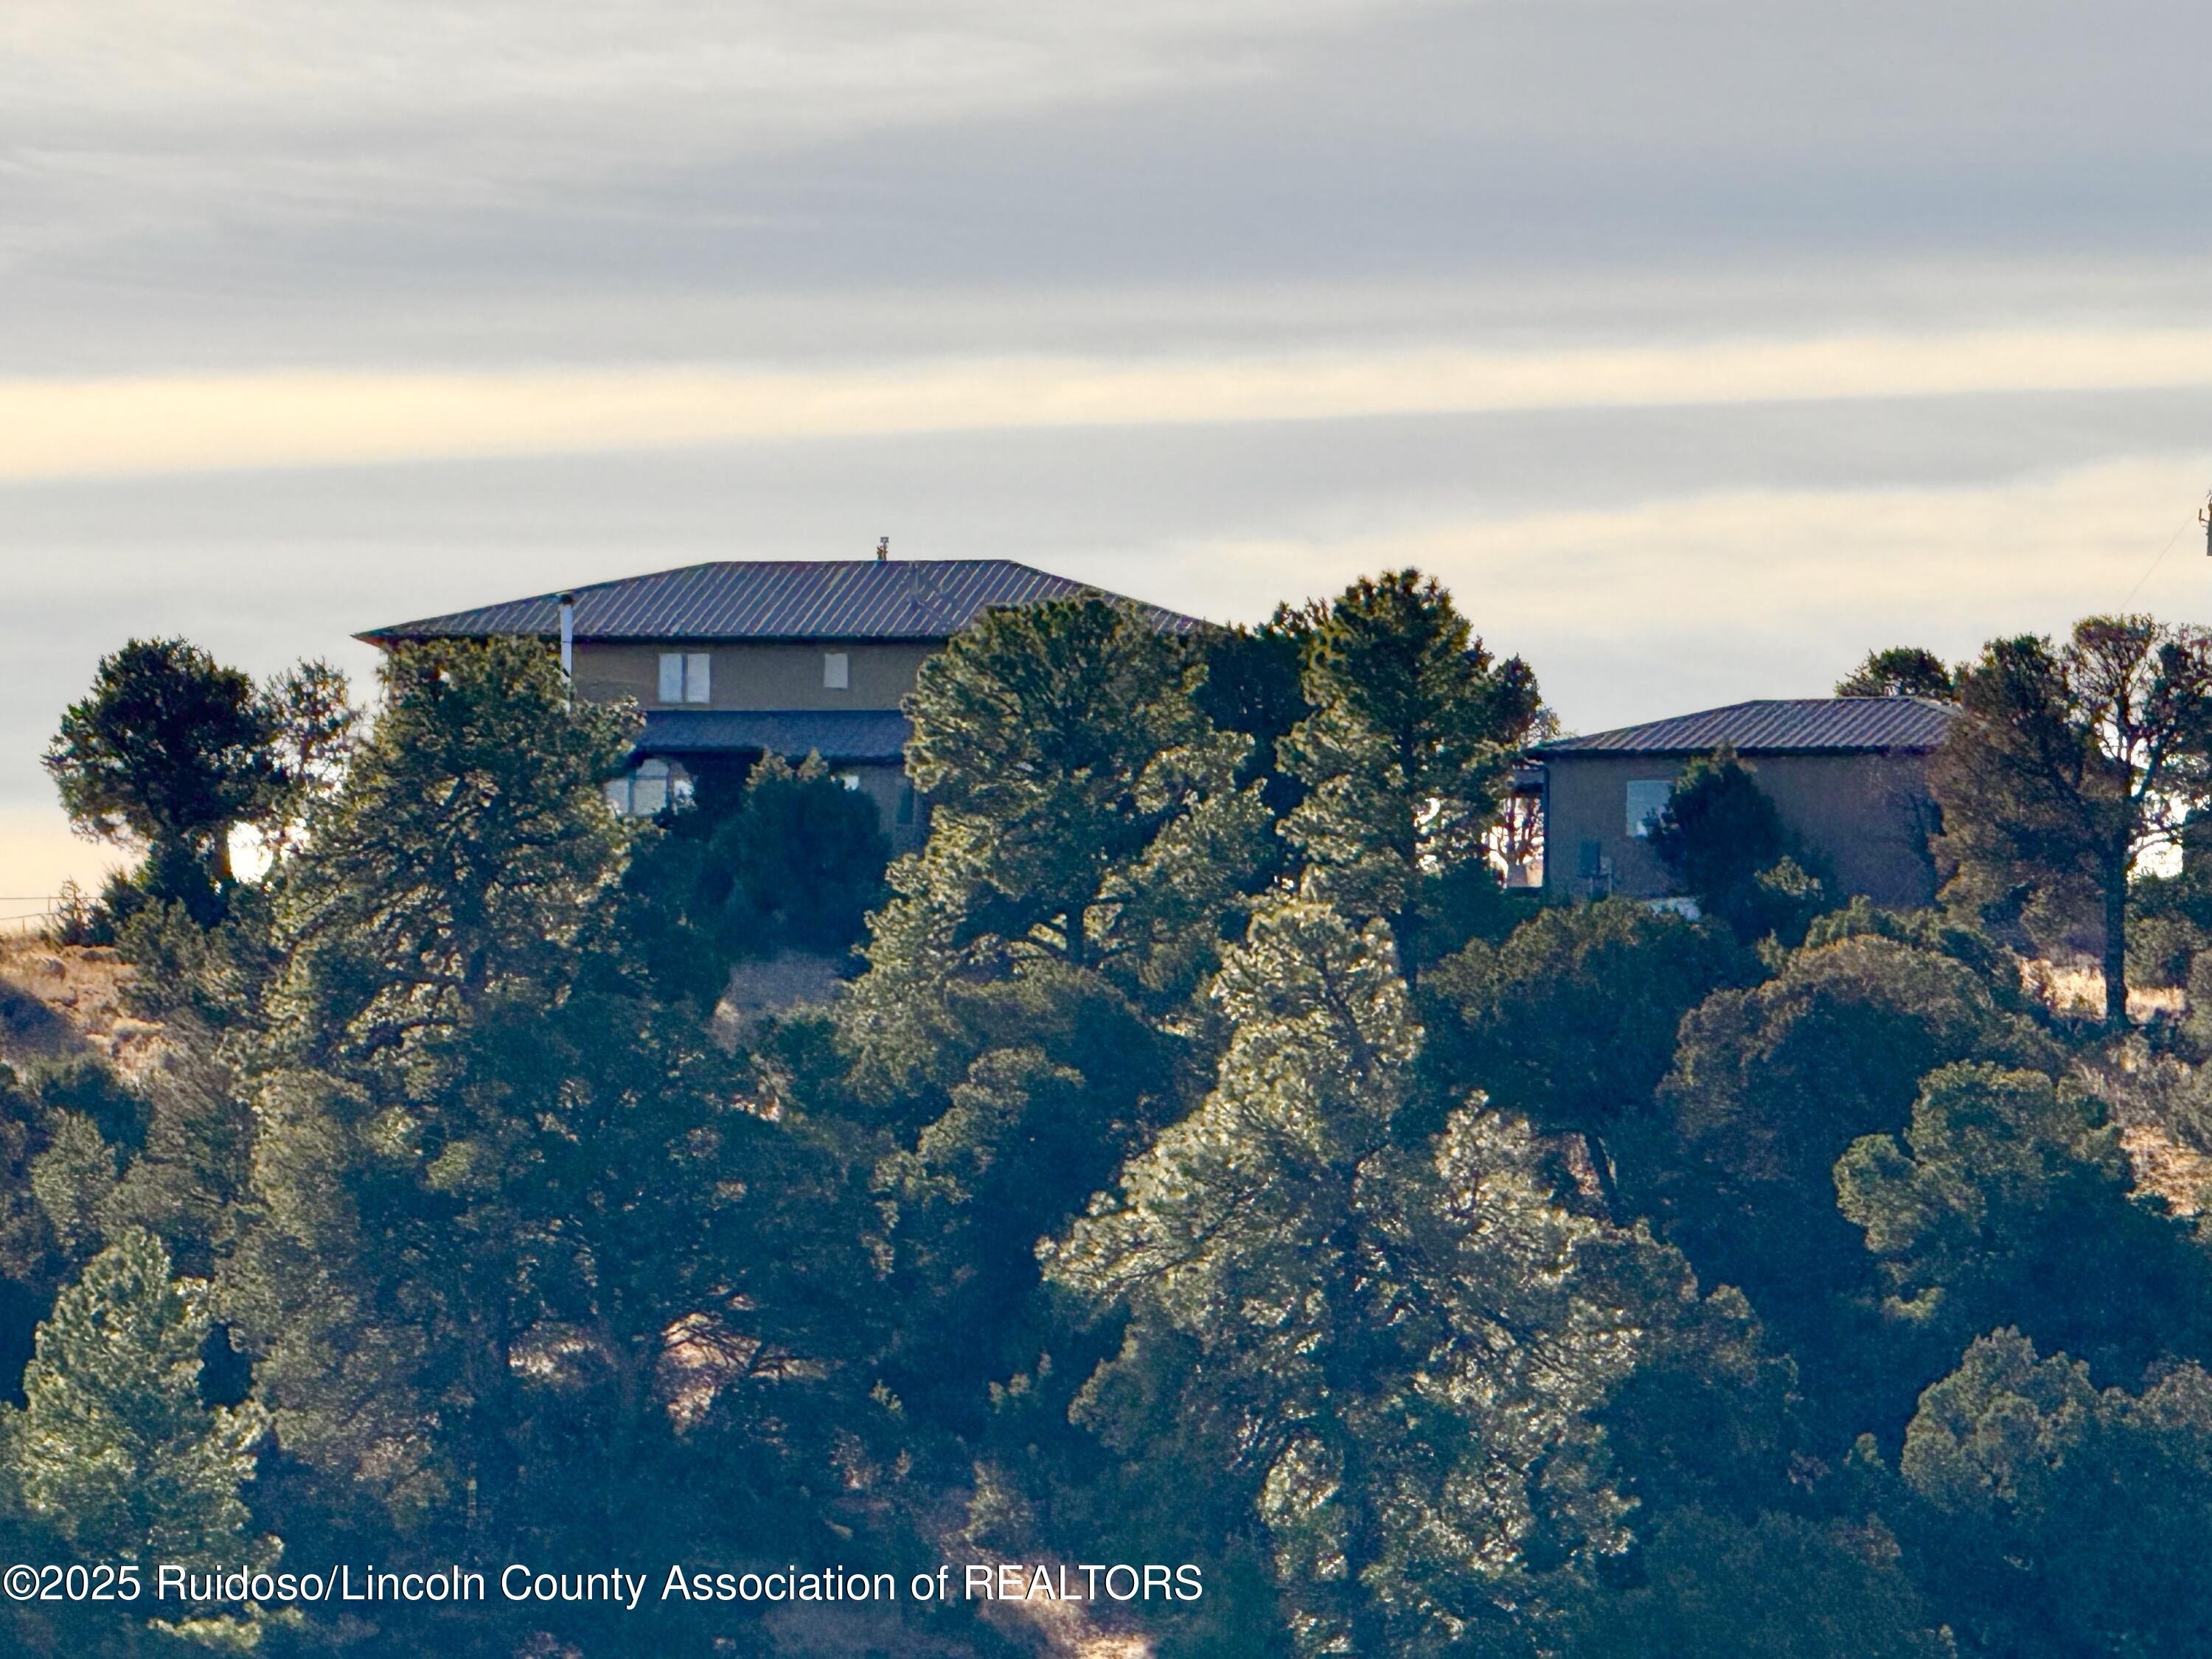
left=359, top=555, right=1205, bottom=848
left=1531, top=696, right=1957, bottom=908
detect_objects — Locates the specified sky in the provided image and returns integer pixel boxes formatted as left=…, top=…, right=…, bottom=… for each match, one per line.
left=7, top=0, right=2212, bottom=907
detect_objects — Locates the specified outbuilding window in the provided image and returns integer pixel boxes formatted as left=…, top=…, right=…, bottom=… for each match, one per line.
left=824, top=652, right=849, bottom=690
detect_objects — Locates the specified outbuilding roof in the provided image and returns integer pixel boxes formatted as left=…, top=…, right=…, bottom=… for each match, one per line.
left=360, top=559, right=1205, bottom=645
left=1536, top=697, right=1956, bottom=757
left=636, top=709, right=911, bottom=765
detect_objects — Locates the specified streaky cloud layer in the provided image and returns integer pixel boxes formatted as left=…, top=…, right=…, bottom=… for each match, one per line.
left=10, top=327, right=2212, bottom=481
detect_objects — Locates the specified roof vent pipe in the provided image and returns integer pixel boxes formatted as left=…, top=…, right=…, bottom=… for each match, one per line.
left=557, top=593, right=577, bottom=678
left=877, top=537, right=889, bottom=562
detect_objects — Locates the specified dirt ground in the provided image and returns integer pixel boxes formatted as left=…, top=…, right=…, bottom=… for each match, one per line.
left=0, top=936, right=156, bottom=1075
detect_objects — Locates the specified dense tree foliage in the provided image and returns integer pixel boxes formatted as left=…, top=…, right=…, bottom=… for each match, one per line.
left=1650, top=745, right=1829, bottom=944
left=1048, top=896, right=1646, bottom=1655
left=1837, top=647, right=1958, bottom=700
left=1280, top=570, right=1543, bottom=979
left=44, top=639, right=356, bottom=921
left=1933, top=616, right=2212, bottom=1025
left=3, top=1229, right=268, bottom=1565
left=23, top=591, right=2212, bottom=1656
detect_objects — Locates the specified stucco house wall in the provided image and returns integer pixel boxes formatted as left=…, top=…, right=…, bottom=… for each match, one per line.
left=1543, top=749, right=1940, bottom=908
left=571, top=640, right=937, bottom=712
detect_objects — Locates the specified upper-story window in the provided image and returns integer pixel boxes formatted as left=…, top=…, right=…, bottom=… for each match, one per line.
left=823, top=652, right=849, bottom=690
left=658, top=652, right=711, bottom=704
left=1625, top=779, right=1673, bottom=838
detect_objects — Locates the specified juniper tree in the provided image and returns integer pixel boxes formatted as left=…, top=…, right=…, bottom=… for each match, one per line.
left=1279, top=570, right=1543, bottom=980
left=1932, top=616, right=2212, bottom=1026
left=1649, top=933, right=2056, bottom=1441
left=3, top=1229, right=268, bottom=1566
left=1899, top=1329, right=2212, bottom=1658
left=1427, top=897, right=1756, bottom=1208
left=1649, top=746, right=1829, bottom=945
left=1048, top=895, right=1646, bottom=1655
left=1835, top=1062, right=2202, bottom=1381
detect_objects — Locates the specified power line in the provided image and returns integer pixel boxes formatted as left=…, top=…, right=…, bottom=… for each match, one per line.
left=2119, top=511, right=2197, bottom=609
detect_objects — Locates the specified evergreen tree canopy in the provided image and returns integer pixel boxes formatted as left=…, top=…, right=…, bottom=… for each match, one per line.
left=45, top=639, right=278, bottom=908
left=44, top=640, right=356, bottom=918
left=1280, top=571, right=1543, bottom=978
left=1836, top=1062, right=2202, bottom=1378
left=3, top=1229, right=268, bottom=1566
left=1561, top=1506, right=1949, bottom=1659
left=229, top=639, right=815, bottom=1559
left=895, top=594, right=1260, bottom=978
left=1428, top=897, right=1756, bottom=1203
left=1932, top=616, right=2212, bottom=1026
left=1837, top=647, right=1958, bottom=701
left=1901, top=1328, right=2212, bottom=1658
left=1648, top=933, right=2056, bottom=1437
left=1050, top=896, right=1646, bottom=1655
left=1650, top=746, right=1827, bottom=944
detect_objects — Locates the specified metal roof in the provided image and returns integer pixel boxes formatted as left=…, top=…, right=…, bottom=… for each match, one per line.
left=637, top=709, right=911, bottom=764
left=360, top=559, right=1205, bottom=644
left=1536, top=698, right=1956, bottom=757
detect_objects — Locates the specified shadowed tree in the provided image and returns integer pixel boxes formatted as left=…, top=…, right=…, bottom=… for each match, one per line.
left=1932, top=616, right=2212, bottom=1026
left=1837, top=647, right=1958, bottom=701
left=45, top=639, right=277, bottom=911
left=1835, top=1062, right=2204, bottom=1382
left=1427, top=897, right=1756, bottom=1211
left=227, top=639, right=835, bottom=1574
left=1650, top=746, right=1829, bottom=945
left=1900, top=1329, right=2212, bottom=1658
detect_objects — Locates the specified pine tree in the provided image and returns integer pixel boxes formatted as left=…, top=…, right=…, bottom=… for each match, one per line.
left=3, top=1229, right=268, bottom=1565
left=226, top=639, right=821, bottom=1561
left=1932, top=617, right=2212, bottom=1026
left=1048, top=894, right=1645, bottom=1655
left=1836, top=647, right=1958, bottom=700
left=1279, top=571, right=1543, bottom=980
left=839, top=596, right=1271, bottom=1429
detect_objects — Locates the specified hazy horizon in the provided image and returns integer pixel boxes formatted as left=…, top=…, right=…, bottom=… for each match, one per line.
left=9, top=0, right=2212, bottom=899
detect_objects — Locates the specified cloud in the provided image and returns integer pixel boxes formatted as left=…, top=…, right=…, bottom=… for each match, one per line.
left=1165, top=454, right=2212, bottom=731
left=9, top=326, right=2212, bottom=481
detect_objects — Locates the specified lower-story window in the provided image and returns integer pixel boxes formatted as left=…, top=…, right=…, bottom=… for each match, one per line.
left=605, top=757, right=694, bottom=818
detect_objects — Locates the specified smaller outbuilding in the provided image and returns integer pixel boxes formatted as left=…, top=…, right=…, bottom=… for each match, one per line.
left=1531, top=697, right=1957, bottom=908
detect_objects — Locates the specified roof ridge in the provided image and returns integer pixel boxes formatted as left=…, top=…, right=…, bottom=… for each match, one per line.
left=358, top=556, right=1203, bottom=644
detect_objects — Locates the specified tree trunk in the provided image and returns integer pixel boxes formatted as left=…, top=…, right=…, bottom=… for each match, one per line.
left=2103, top=855, right=2129, bottom=1030
left=1581, top=1129, right=1624, bottom=1219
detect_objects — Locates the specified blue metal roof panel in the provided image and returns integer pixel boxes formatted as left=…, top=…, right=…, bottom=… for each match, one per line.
left=637, top=709, right=912, bottom=764
left=361, top=559, right=1204, bottom=644
left=1536, top=698, right=1957, bottom=757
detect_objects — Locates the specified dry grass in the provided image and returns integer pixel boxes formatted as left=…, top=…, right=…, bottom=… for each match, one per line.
left=0, top=936, right=154, bottom=1073
left=2020, top=960, right=2186, bottom=1024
